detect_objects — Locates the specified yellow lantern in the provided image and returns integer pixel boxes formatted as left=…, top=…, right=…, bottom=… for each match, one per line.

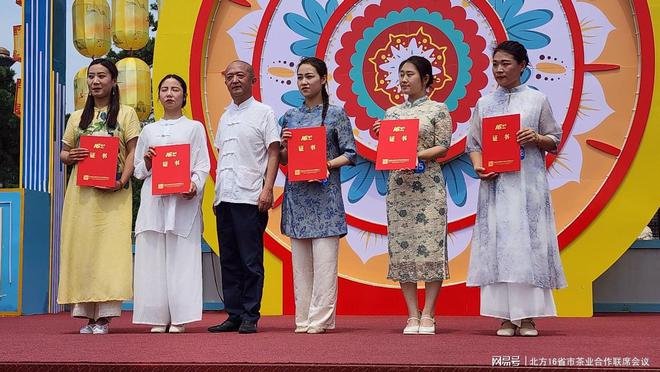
left=72, top=0, right=111, bottom=58
left=74, top=66, right=90, bottom=111
left=117, top=57, right=151, bottom=121
left=112, top=0, right=149, bottom=50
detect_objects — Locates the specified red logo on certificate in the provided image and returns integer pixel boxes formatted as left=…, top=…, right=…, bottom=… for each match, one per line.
left=76, top=135, right=120, bottom=188
left=152, top=144, right=191, bottom=195
left=482, top=114, right=521, bottom=173
left=288, top=126, right=327, bottom=182
left=375, top=119, right=419, bottom=170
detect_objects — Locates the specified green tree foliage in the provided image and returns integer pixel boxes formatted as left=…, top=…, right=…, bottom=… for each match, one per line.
left=0, top=66, right=20, bottom=188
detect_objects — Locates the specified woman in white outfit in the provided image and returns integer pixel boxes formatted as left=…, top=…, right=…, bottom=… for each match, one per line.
left=132, top=74, right=210, bottom=333
left=466, top=41, right=567, bottom=337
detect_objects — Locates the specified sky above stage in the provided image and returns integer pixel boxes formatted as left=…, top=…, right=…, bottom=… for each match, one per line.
left=0, top=2, right=22, bottom=78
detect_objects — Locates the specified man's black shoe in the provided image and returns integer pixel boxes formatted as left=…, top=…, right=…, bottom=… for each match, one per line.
left=238, top=320, right=258, bottom=334
left=208, top=319, right=240, bottom=333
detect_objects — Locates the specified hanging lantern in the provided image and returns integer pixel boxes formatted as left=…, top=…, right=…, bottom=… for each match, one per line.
left=72, top=0, right=111, bottom=58
left=73, top=66, right=90, bottom=111
left=117, top=57, right=151, bottom=121
left=112, top=0, right=149, bottom=51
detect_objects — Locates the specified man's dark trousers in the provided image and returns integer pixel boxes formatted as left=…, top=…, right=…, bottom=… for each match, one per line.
left=216, top=202, right=268, bottom=323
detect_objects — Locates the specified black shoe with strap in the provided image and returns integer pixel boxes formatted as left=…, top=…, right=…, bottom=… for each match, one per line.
left=208, top=319, right=241, bottom=333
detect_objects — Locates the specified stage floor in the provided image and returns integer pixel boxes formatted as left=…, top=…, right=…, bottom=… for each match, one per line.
left=0, top=312, right=658, bottom=371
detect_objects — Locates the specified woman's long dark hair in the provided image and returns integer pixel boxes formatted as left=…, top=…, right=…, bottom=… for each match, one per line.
left=79, top=58, right=120, bottom=130
left=298, top=57, right=329, bottom=125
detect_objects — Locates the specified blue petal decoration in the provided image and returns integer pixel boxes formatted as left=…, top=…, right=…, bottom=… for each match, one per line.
left=325, top=0, right=338, bottom=17
left=281, top=90, right=305, bottom=108
left=302, top=0, right=326, bottom=29
left=340, top=156, right=389, bottom=203
left=284, top=0, right=339, bottom=57
left=291, top=39, right=319, bottom=57
left=441, top=154, right=478, bottom=207
left=374, top=168, right=389, bottom=196
left=510, top=29, right=551, bottom=50
left=521, top=67, right=531, bottom=84
left=284, top=13, right=320, bottom=40
left=489, top=0, right=553, bottom=50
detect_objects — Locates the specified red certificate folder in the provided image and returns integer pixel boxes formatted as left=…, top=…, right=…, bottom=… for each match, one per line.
left=481, top=114, right=521, bottom=173
left=151, top=144, right=191, bottom=195
left=76, top=135, right=120, bottom=188
left=375, top=119, right=419, bottom=170
left=287, top=126, right=327, bottom=181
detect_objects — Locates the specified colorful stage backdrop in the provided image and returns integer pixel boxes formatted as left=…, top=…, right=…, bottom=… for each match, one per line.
left=153, top=0, right=659, bottom=316
left=1, top=0, right=658, bottom=317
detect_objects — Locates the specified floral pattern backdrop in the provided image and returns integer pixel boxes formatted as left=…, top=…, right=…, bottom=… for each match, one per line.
left=205, top=0, right=647, bottom=289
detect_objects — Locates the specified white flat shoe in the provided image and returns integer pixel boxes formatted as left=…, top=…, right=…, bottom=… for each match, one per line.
left=497, top=320, right=517, bottom=337
left=168, top=324, right=185, bottom=333
left=418, top=315, right=435, bottom=335
left=150, top=326, right=167, bottom=333
left=79, top=324, right=94, bottom=334
left=517, top=319, right=538, bottom=337
left=306, top=327, right=326, bottom=334
left=403, top=316, right=420, bottom=335
left=294, top=326, right=308, bottom=333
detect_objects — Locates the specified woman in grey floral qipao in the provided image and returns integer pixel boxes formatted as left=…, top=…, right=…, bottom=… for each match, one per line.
left=466, top=41, right=567, bottom=337
left=373, top=56, right=452, bottom=335
left=280, top=57, right=357, bottom=334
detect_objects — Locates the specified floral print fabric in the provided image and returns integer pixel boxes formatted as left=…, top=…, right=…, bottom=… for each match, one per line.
left=384, top=97, right=452, bottom=282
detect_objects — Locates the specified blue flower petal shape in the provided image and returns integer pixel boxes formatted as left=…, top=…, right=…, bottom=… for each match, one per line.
left=301, top=0, right=327, bottom=29
left=374, top=168, right=389, bottom=196
left=489, top=0, right=553, bottom=50
left=510, top=30, right=551, bottom=50
left=324, top=0, right=338, bottom=17
left=281, top=90, right=305, bottom=108
left=508, top=9, right=553, bottom=30
left=291, top=39, right=319, bottom=57
left=284, top=0, right=339, bottom=57
left=284, top=13, right=321, bottom=40
left=441, top=154, right=478, bottom=207
left=340, top=159, right=367, bottom=182
left=340, top=156, right=389, bottom=203
left=491, top=0, right=523, bottom=20
left=341, top=159, right=374, bottom=203
left=521, top=67, right=531, bottom=84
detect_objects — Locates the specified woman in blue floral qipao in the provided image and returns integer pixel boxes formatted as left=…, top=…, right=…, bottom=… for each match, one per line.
left=279, top=57, right=357, bottom=334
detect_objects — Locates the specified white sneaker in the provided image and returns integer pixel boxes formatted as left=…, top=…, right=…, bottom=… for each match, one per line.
left=92, top=323, right=109, bottom=335
left=79, top=324, right=94, bottom=334
left=168, top=324, right=185, bottom=333
left=150, top=326, right=167, bottom=333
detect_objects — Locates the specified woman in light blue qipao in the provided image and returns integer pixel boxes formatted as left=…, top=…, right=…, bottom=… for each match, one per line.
left=466, top=41, right=567, bottom=337
left=279, top=57, right=357, bottom=334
